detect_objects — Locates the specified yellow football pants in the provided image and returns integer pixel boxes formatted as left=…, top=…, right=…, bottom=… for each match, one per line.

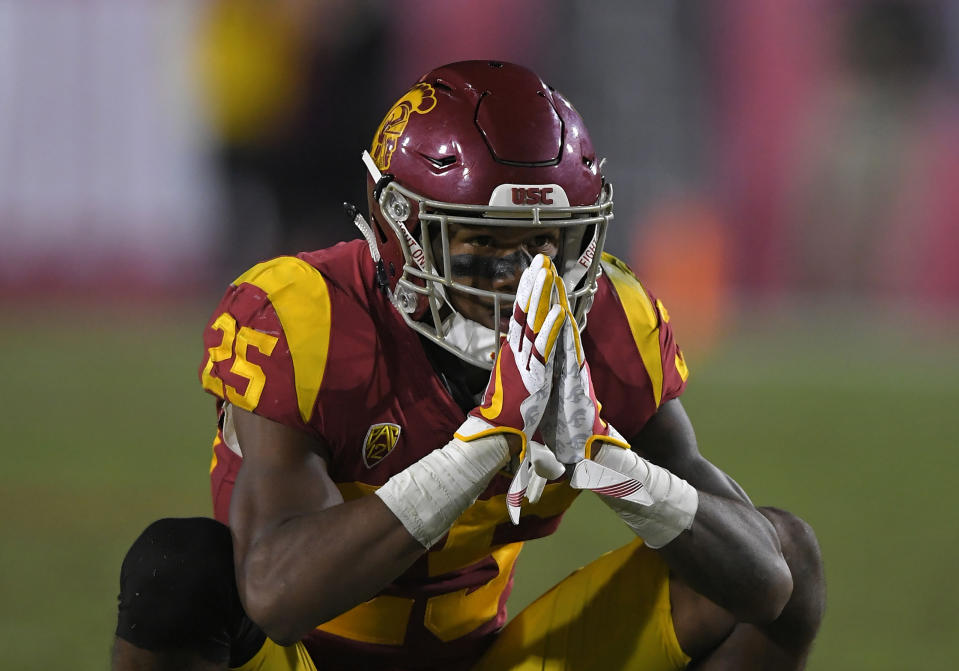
left=233, top=539, right=689, bottom=671
left=232, top=637, right=317, bottom=671
left=473, top=538, right=689, bottom=670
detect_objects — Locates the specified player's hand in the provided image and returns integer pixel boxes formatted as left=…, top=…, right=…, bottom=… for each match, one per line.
left=506, top=440, right=565, bottom=524
left=542, top=278, right=659, bottom=506
left=455, top=254, right=566, bottom=458
left=568, top=453, right=654, bottom=506
left=549, top=279, right=631, bottom=465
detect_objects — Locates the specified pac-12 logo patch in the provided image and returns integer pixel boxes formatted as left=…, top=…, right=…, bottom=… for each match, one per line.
left=362, top=423, right=401, bottom=468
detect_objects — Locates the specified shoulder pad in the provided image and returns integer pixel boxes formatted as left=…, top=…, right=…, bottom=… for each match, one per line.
left=599, top=253, right=690, bottom=406
left=199, top=256, right=332, bottom=426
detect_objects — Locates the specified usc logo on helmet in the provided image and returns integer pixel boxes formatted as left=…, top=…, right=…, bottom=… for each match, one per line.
left=511, top=187, right=554, bottom=205
left=371, top=83, right=437, bottom=171
left=362, top=423, right=402, bottom=468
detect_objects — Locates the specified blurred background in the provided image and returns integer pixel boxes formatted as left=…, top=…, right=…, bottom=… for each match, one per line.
left=1, top=0, right=957, bottom=668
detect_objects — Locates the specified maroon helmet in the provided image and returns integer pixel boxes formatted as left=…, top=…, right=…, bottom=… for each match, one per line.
left=354, top=60, right=613, bottom=368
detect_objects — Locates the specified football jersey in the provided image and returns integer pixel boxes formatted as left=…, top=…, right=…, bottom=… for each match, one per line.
left=200, top=239, right=688, bottom=668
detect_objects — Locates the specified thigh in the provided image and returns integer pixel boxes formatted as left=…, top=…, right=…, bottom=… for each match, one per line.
left=231, top=639, right=317, bottom=671
left=472, top=539, right=691, bottom=671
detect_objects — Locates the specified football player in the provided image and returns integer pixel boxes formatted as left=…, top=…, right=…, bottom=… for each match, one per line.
left=112, top=61, right=824, bottom=670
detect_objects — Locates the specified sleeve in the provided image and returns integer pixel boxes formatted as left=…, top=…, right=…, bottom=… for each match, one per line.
left=198, top=255, right=334, bottom=436
left=645, top=286, right=689, bottom=407
left=583, top=253, right=690, bottom=439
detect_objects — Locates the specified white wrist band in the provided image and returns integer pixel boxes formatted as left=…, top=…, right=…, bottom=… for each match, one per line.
left=593, top=445, right=699, bottom=549
left=374, top=435, right=509, bottom=548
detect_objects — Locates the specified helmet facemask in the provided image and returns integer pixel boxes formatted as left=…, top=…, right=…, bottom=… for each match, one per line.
left=359, top=150, right=613, bottom=370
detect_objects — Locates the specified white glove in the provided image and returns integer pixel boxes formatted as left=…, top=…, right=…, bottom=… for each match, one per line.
left=506, top=440, right=565, bottom=524
left=454, top=254, right=566, bottom=525
left=574, top=444, right=698, bottom=548
left=547, top=279, right=630, bottom=465
left=544, top=278, right=698, bottom=547
left=568, top=455, right=653, bottom=506
left=455, top=254, right=565, bottom=455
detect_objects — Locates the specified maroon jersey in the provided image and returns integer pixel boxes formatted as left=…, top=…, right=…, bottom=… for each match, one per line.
left=200, top=240, right=688, bottom=668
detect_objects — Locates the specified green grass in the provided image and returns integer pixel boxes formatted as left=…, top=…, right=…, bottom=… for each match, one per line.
left=2, top=302, right=956, bottom=669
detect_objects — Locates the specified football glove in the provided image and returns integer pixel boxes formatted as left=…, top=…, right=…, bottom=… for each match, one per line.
left=455, top=254, right=566, bottom=457
left=549, top=278, right=631, bottom=466
left=542, top=280, right=697, bottom=544
left=572, top=444, right=698, bottom=548
left=505, top=439, right=565, bottom=524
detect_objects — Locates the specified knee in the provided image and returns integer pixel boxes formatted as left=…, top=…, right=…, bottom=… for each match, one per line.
left=759, top=507, right=826, bottom=638
left=116, top=517, right=238, bottom=660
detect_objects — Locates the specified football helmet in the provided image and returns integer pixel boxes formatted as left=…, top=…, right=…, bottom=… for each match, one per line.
left=353, top=60, right=613, bottom=369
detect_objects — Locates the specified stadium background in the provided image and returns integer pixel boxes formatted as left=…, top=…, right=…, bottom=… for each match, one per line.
left=2, top=1, right=957, bottom=669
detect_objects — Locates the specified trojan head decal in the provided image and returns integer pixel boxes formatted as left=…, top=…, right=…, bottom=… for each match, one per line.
left=370, top=83, right=437, bottom=171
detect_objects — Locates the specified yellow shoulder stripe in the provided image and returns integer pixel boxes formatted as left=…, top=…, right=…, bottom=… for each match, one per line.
left=600, top=253, right=664, bottom=408
left=234, top=256, right=332, bottom=424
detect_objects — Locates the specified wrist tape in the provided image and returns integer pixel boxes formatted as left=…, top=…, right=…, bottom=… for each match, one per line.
left=374, top=435, right=509, bottom=548
left=593, top=445, right=699, bottom=549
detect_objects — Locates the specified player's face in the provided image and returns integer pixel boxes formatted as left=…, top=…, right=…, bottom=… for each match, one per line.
left=441, top=223, right=561, bottom=333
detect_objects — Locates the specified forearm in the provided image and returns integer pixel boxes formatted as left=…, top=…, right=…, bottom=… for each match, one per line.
left=234, top=434, right=510, bottom=644
left=237, top=494, right=424, bottom=645
left=590, top=442, right=792, bottom=624
left=656, top=491, right=793, bottom=623
left=607, top=398, right=793, bottom=621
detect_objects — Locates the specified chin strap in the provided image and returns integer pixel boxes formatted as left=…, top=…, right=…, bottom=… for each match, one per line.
left=561, top=225, right=597, bottom=293
left=442, top=312, right=499, bottom=367
left=345, top=202, right=390, bottom=290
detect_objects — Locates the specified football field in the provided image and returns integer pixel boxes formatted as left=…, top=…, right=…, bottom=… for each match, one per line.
left=2, top=300, right=956, bottom=670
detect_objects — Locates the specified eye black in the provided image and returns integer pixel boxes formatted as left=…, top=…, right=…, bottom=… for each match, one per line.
left=528, top=235, right=555, bottom=250
left=469, top=235, right=496, bottom=248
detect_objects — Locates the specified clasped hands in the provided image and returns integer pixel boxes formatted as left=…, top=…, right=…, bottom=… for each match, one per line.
left=455, top=254, right=653, bottom=524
